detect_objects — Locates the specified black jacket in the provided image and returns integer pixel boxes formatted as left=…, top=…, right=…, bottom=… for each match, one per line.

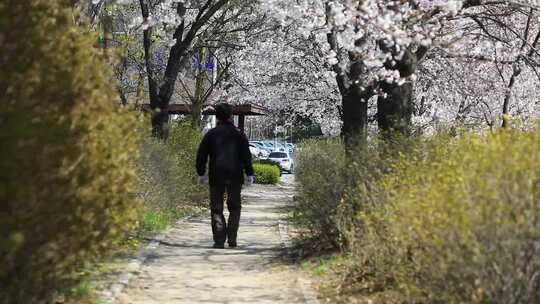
left=196, top=121, right=254, bottom=185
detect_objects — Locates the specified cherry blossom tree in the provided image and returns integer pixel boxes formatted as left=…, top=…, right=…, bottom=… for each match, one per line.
left=259, top=1, right=467, bottom=144
left=78, top=0, right=540, bottom=141
left=223, top=23, right=343, bottom=137
left=416, top=2, right=540, bottom=131
left=259, top=0, right=540, bottom=143
left=82, top=0, right=275, bottom=135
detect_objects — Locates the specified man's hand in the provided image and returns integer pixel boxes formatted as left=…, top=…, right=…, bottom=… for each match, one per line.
left=197, top=176, right=207, bottom=186
left=246, top=176, right=255, bottom=187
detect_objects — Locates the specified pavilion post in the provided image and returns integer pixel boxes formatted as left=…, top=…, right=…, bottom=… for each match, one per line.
left=238, top=114, right=246, bottom=133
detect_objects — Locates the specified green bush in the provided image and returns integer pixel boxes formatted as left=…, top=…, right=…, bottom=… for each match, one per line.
left=365, top=128, right=540, bottom=303
left=254, top=159, right=282, bottom=176
left=0, top=1, right=140, bottom=303
left=293, top=139, right=346, bottom=249
left=295, top=127, right=540, bottom=303
left=253, top=164, right=281, bottom=184
left=137, top=122, right=207, bottom=232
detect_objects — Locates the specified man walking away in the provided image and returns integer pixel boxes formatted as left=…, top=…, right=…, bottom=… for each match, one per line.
left=196, top=103, right=255, bottom=249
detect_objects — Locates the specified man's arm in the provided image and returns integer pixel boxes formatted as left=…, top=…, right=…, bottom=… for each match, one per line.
left=196, top=133, right=210, bottom=177
left=240, top=133, right=254, bottom=177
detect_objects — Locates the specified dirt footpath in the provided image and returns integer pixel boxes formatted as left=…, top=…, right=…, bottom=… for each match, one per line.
left=117, top=175, right=314, bottom=304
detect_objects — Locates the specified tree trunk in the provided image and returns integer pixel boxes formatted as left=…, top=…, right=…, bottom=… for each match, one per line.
left=138, top=0, right=228, bottom=138
left=191, top=47, right=207, bottom=129
left=502, top=64, right=520, bottom=128
left=377, top=46, right=425, bottom=138
left=139, top=0, right=169, bottom=139
left=377, top=81, right=414, bottom=137
left=156, top=1, right=227, bottom=131
left=152, top=110, right=169, bottom=139
left=191, top=103, right=202, bottom=129
left=326, top=3, right=370, bottom=150
left=339, top=56, right=371, bottom=149
left=342, top=87, right=369, bottom=149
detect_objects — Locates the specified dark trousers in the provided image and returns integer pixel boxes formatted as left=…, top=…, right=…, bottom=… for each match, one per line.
left=209, top=182, right=242, bottom=245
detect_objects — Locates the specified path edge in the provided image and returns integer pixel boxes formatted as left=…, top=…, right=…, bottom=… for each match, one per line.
left=99, top=216, right=193, bottom=304
left=278, top=216, right=320, bottom=304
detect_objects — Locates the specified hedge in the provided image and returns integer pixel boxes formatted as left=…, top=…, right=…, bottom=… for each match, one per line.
left=295, top=126, right=540, bottom=303
left=253, top=163, right=281, bottom=185
left=369, top=129, right=540, bottom=303
left=254, top=159, right=282, bottom=175
left=0, top=1, right=140, bottom=302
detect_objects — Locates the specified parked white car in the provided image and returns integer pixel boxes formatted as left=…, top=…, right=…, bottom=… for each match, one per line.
left=250, top=141, right=271, bottom=155
left=267, top=151, right=295, bottom=173
left=249, top=144, right=260, bottom=158
left=258, top=149, right=270, bottom=158
left=285, top=143, right=295, bottom=153
left=249, top=143, right=269, bottom=158
left=273, top=143, right=287, bottom=152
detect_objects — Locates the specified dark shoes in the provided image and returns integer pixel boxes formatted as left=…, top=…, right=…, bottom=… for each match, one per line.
left=212, top=242, right=237, bottom=249
left=213, top=243, right=225, bottom=249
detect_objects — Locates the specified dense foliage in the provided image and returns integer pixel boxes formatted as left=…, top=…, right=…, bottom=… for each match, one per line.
left=254, top=159, right=282, bottom=175
left=0, top=1, right=140, bottom=303
left=295, top=125, right=540, bottom=303
left=293, top=140, right=346, bottom=248
left=253, top=164, right=281, bottom=185
left=137, top=123, right=207, bottom=231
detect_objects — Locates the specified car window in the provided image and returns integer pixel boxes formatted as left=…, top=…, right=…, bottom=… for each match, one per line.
left=269, top=152, right=288, bottom=158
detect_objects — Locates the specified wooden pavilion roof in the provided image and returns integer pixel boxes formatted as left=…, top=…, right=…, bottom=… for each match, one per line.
left=139, top=103, right=266, bottom=116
